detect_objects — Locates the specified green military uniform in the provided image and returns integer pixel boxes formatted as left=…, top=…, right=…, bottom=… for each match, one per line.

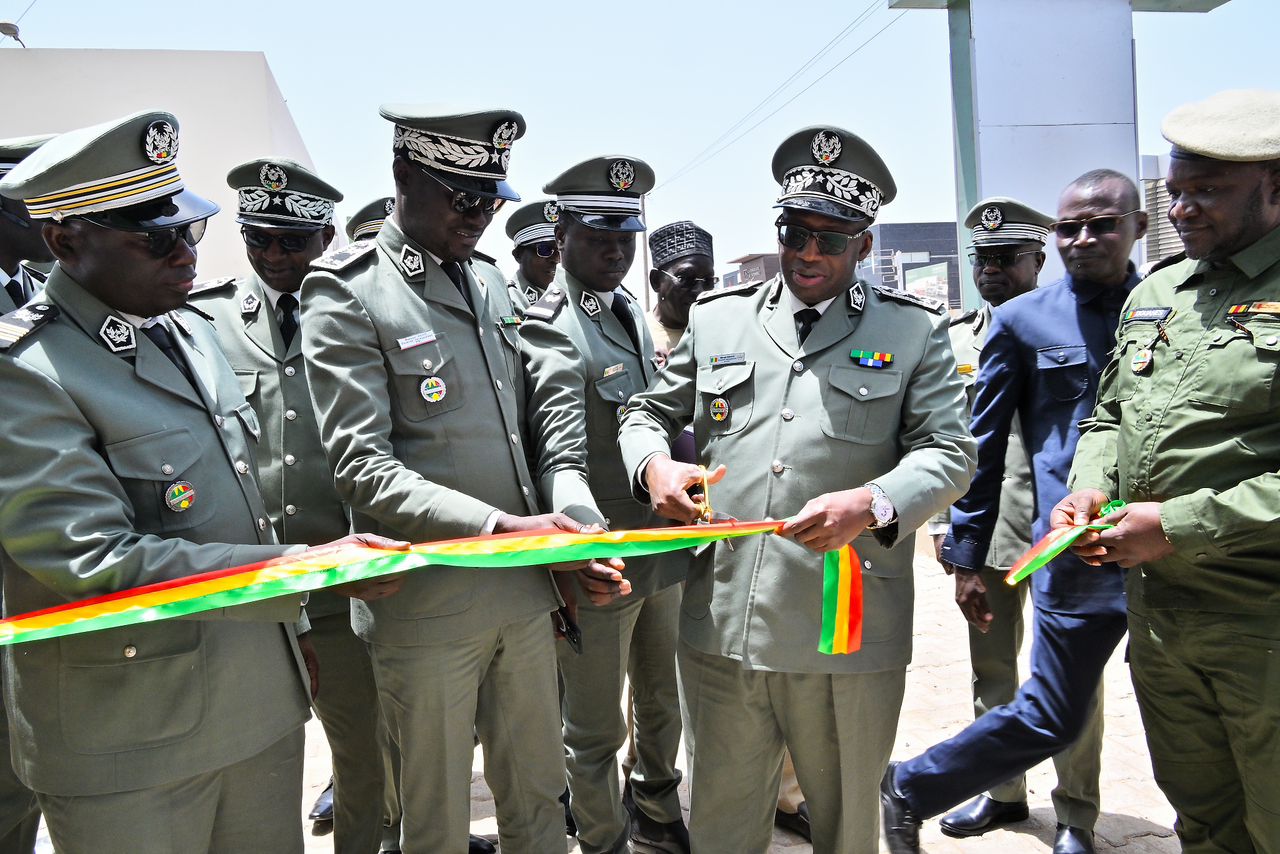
left=504, top=198, right=559, bottom=310
left=520, top=157, right=687, bottom=854
left=301, top=106, right=566, bottom=854
left=346, top=196, right=394, bottom=244
left=1069, top=90, right=1280, bottom=853
left=618, top=126, right=975, bottom=853
left=191, top=157, right=389, bottom=854
left=0, top=111, right=311, bottom=853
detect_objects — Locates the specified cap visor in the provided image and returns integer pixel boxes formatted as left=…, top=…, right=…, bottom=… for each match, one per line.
left=572, top=212, right=646, bottom=232
left=427, top=168, right=521, bottom=202
left=235, top=213, right=326, bottom=232
left=89, top=189, right=220, bottom=231
left=774, top=198, right=869, bottom=226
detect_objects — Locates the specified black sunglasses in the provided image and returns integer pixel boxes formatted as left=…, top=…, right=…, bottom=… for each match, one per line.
left=658, top=268, right=719, bottom=290
left=1051, top=210, right=1141, bottom=239
left=969, top=249, right=1040, bottom=269
left=776, top=220, right=865, bottom=256
left=533, top=241, right=559, bottom=258
left=241, top=226, right=314, bottom=254
left=423, top=169, right=505, bottom=215
left=82, top=216, right=207, bottom=258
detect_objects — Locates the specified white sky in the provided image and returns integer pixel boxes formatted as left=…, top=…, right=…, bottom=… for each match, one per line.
left=2, top=0, right=1277, bottom=287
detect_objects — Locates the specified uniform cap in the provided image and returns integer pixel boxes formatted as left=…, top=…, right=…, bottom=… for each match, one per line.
left=0, top=134, right=54, bottom=178
left=504, top=198, right=559, bottom=246
left=0, top=110, right=218, bottom=228
left=1162, top=90, right=1280, bottom=162
left=346, top=196, right=394, bottom=242
left=380, top=105, right=525, bottom=201
left=649, top=220, right=713, bottom=268
left=963, top=196, right=1054, bottom=247
left=544, top=156, right=655, bottom=232
left=227, top=157, right=342, bottom=230
left=772, top=126, right=896, bottom=224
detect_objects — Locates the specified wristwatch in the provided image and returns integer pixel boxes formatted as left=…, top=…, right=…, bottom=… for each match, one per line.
left=865, top=482, right=897, bottom=529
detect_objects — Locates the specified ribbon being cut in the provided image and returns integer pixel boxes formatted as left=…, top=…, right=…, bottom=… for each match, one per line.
left=1004, top=499, right=1125, bottom=586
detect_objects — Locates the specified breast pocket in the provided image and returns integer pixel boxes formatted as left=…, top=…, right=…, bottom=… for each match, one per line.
left=592, top=369, right=639, bottom=436
left=821, top=365, right=902, bottom=444
left=384, top=335, right=465, bottom=422
left=695, top=362, right=755, bottom=437
left=1192, top=319, right=1280, bottom=412
left=1037, top=345, right=1089, bottom=402
left=103, top=427, right=216, bottom=533
left=234, top=369, right=258, bottom=405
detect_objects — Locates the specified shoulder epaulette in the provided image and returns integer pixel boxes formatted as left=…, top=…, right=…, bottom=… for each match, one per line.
left=949, top=308, right=979, bottom=327
left=189, top=276, right=236, bottom=297
left=18, top=261, right=49, bottom=285
left=0, top=302, right=58, bottom=352
left=695, top=280, right=763, bottom=304
left=175, top=303, right=214, bottom=324
left=523, top=284, right=569, bottom=322
left=873, top=285, right=944, bottom=314
left=470, top=250, right=496, bottom=265
left=311, top=240, right=376, bottom=272
left=1144, top=251, right=1188, bottom=279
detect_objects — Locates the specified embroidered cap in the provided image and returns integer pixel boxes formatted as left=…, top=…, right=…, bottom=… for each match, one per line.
left=345, top=196, right=394, bottom=242
left=227, top=157, right=343, bottom=230
left=0, top=110, right=218, bottom=229
left=1162, top=89, right=1280, bottom=162
left=504, top=199, right=559, bottom=247
left=544, top=156, right=656, bottom=232
left=0, top=134, right=54, bottom=178
left=649, top=220, right=714, bottom=268
left=380, top=105, right=526, bottom=201
left=772, top=126, right=896, bottom=224
left=964, top=196, right=1053, bottom=248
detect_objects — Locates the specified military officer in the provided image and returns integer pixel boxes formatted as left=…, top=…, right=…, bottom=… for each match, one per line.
left=646, top=220, right=716, bottom=369
left=504, top=198, right=560, bottom=309
left=300, top=105, right=623, bottom=854
left=0, top=110, right=395, bottom=853
left=346, top=196, right=394, bottom=244
left=618, top=125, right=975, bottom=853
left=521, top=157, right=690, bottom=854
left=190, top=158, right=393, bottom=854
left=1059, top=89, right=1280, bottom=853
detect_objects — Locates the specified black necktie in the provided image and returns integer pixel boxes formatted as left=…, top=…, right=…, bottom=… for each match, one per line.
left=277, top=293, right=299, bottom=348
left=795, top=308, right=821, bottom=344
left=442, top=261, right=472, bottom=309
left=610, top=292, right=641, bottom=353
left=4, top=278, right=23, bottom=307
left=142, top=322, right=196, bottom=387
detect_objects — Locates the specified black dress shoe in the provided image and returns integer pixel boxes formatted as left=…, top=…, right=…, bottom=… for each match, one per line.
left=468, top=835, right=496, bottom=854
left=1053, top=824, right=1095, bottom=854
left=308, top=777, right=335, bottom=821
left=624, top=787, right=690, bottom=854
left=773, top=802, right=812, bottom=842
left=879, top=762, right=921, bottom=854
left=938, top=794, right=1030, bottom=838
left=559, top=786, right=577, bottom=837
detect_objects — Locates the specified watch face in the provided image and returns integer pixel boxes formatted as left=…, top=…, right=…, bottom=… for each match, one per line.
left=872, top=494, right=894, bottom=524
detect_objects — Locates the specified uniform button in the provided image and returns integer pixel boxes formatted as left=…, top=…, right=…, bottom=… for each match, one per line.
left=863, top=560, right=872, bottom=569
left=792, top=360, right=804, bottom=373
left=258, top=518, right=268, bottom=531
left=1212, top=334, right=1222, bottom=343
left=285, top=409, right=297, bottom=421
left=284, top=454, right=296, bottom=465
left=284, top=366, right=296, bottom=377
left=161, top=463, right=175, bottom=476
left=715, top=379, right=725, bottom=390
left=858, top=387, right=869, bottom=396
left=764, top=516, right=775, bottom=522
left=478, top=327, right=485, bottom=337
left=123, top=645, right=137, bottom=659
left=617, top=390, right=625, bottom=399
left=496, top=379, right=504, bottom=391
left=1196, top=552, right=1207, bottom=559
left=781, top=408, right=795, bottom=421
left=214, top=415, right=225, bottom=427
left=285, top=505, right=297, bottom=515
left=1057, top=353, right=1066, bottom=363
left=510, top=433, right=519, bottom=444
left=550, top=286, right=561, bottom=294
left=236, top=461, right=249, bottom=474
left=1268, top=337, right=1278, bottom=347
left=521, top=486, right=530, bottom=496
left=1146, top=413, right=1154, bottom=422
left=1175, top=352, right=1184, bottom=360
left=771, top=460, right=785, bottom=474
left=1209, top=288, right=1218, bottom=296
left=422, top=359, right=434, bottom=371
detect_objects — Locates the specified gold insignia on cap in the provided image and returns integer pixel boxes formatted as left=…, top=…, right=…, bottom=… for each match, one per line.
left=609, top=160, right=635, bottom=191
left=543, top=201, right=559, bottom=223
left=981, top=206, right=1003, bottom=231
left=493, top=121, right=519, bottom=150
left=811, top=130, right=842, bottom=165
left=260, top=163, right=288, bottom=191
left=142, top=120, right=179, bottom=165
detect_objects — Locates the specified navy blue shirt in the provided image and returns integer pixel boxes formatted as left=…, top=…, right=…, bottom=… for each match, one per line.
left=940, top=270, right=1137, bottom=616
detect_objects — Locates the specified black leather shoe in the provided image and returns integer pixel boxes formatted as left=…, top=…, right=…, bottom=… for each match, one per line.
left=773, top=802, right=812, bottom=842
left=1053, top=824, right=1095, bottom=854
left=624, top=788, right=690, bottom=854
left=308, top=777, right=334, bottom=821
left=938, top=794, right=1030, bottom=838
left=879, top=762, right=921, bottom=854
left=559, top=786, right=577, bottom=837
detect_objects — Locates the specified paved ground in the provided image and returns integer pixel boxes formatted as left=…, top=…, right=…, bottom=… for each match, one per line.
left=39, top=531, right=1178, bottom=853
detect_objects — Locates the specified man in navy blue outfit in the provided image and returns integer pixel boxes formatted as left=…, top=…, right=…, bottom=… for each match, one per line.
left=881, top=169, right=1147, bottom=854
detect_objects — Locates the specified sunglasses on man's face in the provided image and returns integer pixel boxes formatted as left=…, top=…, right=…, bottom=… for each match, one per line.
left=423, top=169, right=505, bottom=215
left=82, top=216, right=207, bottom=258
left=969, top=249, right=1039, bottom=270
left=657, top=268, right=719, bottom=290
left=532, top=241, right=559, bottom=258
left=775, top=220, right=865, bottom=256
left=1051, top=210, right=1141, bottom=240
left=241, top=226, right=314, bottom=254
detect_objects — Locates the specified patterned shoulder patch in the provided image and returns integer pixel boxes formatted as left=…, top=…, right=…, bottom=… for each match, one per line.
left=0, top=302, right=59, bottom=352
left=523, top=285, right=568, bottom=322
left=695, top=280, right=764, bottom=304
left=189, top=276, right=236, bottom=297
left=872, top=285, right=944, bottom=314
left=311, top=240, right=377, bottom=273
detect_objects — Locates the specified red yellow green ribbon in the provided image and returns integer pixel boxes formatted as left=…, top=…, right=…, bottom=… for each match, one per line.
left=1004, top=500, right=1125, bottom=586
left=819, top=544, right=863, bottom=655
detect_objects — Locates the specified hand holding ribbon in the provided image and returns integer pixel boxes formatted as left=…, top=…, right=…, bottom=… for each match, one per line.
left=1008, top=496, right=1126, bottom=585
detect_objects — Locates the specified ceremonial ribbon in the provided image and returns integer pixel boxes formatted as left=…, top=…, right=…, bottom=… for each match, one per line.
left=1004, top=500, right=1125, bottom=586
left=819, top=544, right=863, bottom=654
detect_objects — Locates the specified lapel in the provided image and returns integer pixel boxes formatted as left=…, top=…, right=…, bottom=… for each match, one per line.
left=762, top=277, right=800, bottom=359
left=240, top=276, right=286, bottom=364
left=566, top=272, right=634, bottom=353
left=167, top=312, right=221, bottom=411
left=378, top=220, right=471, bottom=315
left=800, top=283, right=863, bottom=357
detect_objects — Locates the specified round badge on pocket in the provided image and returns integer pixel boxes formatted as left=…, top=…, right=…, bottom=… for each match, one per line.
left=420, top=376, right=447, bottom=403
left=710, top=397, right=729, bottom=422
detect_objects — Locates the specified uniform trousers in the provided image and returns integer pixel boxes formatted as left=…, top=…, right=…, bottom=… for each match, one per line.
left=369, top=612, right=565, bottom=854
left=678, top=641, right=905, bottom=854
left=896, top=605, right=1125, bottom=822
left=0, top=687, right=38, bottom=854
left=559, top=582, right=682, bottom=854
left=37, top=725, right=304, bottom=854
left=309, top=611, right=385, bottom=854
left=967, top=566, right=1104, bottom=826
left=1129, top=607, right=1280, bottom=854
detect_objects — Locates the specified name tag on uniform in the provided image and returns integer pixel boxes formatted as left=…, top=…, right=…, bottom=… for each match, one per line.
left=1121, top=307, right=1173, bottom=324
left=710, top=352, right=746, bottom=366
left=398, top=331, right=437, bottom=350
left=603, top=363, right=625, bottom=377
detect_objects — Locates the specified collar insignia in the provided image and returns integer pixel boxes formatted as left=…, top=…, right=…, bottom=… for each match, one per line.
left=100, top=316, right=136, bottom=353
